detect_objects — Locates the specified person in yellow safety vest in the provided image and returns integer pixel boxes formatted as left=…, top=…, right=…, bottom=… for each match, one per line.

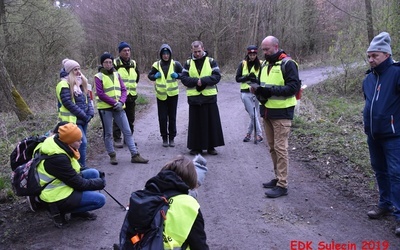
left=235, top=45, right=264, bottom=143
left=150, top=155, right=209, bottom=249
left=250, top=36, right=301, bottom=198
left=56, top=59, right=94, bottom=169
left=94, top=52, right=149, bottom=165
left=148, top=44, right=183, bottom=147
left=180, top=41, right=225, bottom=156
left=37, top=122, right=106, bottom=228
left=112, top=41, right=140, bottom=148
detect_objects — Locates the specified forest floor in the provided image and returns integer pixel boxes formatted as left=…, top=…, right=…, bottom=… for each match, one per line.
left=1, top=68, right=399, bottom=249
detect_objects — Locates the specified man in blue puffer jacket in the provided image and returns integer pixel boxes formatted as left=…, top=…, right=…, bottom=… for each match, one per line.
left=362, top=31, right=400, bottom=237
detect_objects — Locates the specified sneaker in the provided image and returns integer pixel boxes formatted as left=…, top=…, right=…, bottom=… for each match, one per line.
left=114, top=139, right=123, bottom=148
left=131, top=153, right=149, bottom=164
left=71, top=211, right=97, bottom=221
left=265, top=186, right=288, bottom=198
left=395, top=222, right=400, bottom=236
left=256, top=135, right=263, bottom=143
left=190, top=149, right=202, bottom=155
left=262, top=179, right=278, bottom=188
left=207, top=148, right=218, bottom=155
left=367, top=206, right=392, bottom=219
left=109, top=152, right=118, bottom=165
left=169, top=139, right=175, bottom=147
left=243, top=134, right=251, bottom=142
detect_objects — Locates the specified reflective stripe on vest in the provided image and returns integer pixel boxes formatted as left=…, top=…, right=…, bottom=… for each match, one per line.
left=37, top=137, right=81, bottom=203
left=163, top=194, right=200, bottom=249
left=95, top=72, right=122, bottom=109
left=240, top=60, right=260, bottom=90
left=56, top=80, right=77, bottom=123
left=259, top=60, right=297, bottom=109
left=114, top=58, right=137, bottom=96
left=186, top=57, right=217, bottom=96
left=153, top=60, right=179, bottom=100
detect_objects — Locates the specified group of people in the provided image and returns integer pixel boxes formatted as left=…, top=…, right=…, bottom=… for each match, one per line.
left=30, top=30, right=400, bottom=244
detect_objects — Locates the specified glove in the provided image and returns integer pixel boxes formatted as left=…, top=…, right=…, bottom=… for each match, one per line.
left=248, top=73, right=257, bottom=82
left=154, top=72, right=161, bottom=79
left=170, top=72, right=179, bottom=79
left=113, top=102, right=123, bottom=111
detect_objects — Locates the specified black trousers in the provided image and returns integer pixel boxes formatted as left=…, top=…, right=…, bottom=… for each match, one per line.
left=157, top=95, right=178, bottom=139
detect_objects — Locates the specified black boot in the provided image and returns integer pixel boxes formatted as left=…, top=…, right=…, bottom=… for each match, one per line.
left=162, top=136, right=168, bottom=147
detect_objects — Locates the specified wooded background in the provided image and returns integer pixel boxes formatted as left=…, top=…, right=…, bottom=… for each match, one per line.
left=0, top=0, right=399, bottom=116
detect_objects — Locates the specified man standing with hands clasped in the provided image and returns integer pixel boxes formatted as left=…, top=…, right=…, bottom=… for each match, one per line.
left=362, top=31, right=400, bottom=236
left=250, top=36, right=301, bottom=198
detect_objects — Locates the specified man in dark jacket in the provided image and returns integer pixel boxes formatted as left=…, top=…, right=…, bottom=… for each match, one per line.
left=37, top=122, right=106, bottom=228
left=362, top=32, right=400, bottom=236
left=251, top=36, right=301, bottom=198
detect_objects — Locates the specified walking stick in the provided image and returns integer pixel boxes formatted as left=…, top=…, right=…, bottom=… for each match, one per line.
left=253, top=95, right=257, bottom=144
left=103, top=188, right=127, bottom=211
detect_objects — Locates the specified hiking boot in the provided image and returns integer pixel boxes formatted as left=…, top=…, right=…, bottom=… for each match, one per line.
left=190, top=149, right=202, bottom=155
left=207, top=148, right=218, bottom=155
left=52, top=213, right=69, bottom=228
left=71, top=211, right=97, bottom=221
left=131, top=153, right=149, bottom=164
left=265, top=186, right=288, bottom=198
left=169, top=139, right=175, bottom=147
left=262, top=179, right=278, bottom=188
left=367, top=206, right=392, bottom=219
left=114, top=139, right=123, bottom=148
left=243, top=134, right=251, bottom=142
left=256, top=135, right=263, bottom=143
left=162, top=137, right=169, bottom=147
left=109, top=152, right=118, bottom=165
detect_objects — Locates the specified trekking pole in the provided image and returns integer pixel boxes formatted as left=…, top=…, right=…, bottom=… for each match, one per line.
left=103, top=188, right=127, bottom=211
left=253, top=96, right=257, bottom=144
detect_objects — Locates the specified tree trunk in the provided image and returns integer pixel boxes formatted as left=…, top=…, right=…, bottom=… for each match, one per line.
left=364, top=0, right=374, bottom=42
left=0, top=57, right=33, bottom=121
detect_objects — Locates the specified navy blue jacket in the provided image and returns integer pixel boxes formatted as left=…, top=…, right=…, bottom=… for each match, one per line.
left=59, top=86, right=94, bottom=126
left=363, top=57, right=400, bottom=139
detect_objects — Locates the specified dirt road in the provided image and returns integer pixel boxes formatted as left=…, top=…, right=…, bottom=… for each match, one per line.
left=2, top=68, right=399, bottom=249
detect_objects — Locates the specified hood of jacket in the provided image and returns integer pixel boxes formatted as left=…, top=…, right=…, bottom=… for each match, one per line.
left=144, top=170, right=189, bottom=195
left=159, top=44, right=172, bottom=60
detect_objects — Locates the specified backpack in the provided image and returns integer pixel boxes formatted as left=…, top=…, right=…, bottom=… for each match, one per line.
left=119, top=184, right=178, bottom=250
left=11, top=153, right=55, bottom=197
left=10, top=135, right=47, bottom=171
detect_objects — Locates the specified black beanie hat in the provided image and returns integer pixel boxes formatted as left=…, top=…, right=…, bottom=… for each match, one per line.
left=247, top=45, right=258, bottom=54
left=100, top=52, right=113, bottom=64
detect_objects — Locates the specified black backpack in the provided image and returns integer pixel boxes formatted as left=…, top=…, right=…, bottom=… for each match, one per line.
left=10, top=135, right=47, bottom=171
left=11, top=153, right=55, bottom=197
left=119, top=185, right=178, bottom=250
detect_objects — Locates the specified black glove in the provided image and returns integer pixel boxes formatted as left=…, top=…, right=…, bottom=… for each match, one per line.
left=113, top=102, right=123, bottom=111
left=248, top=73, right=257, bottom=82
left=196, top=84, right=207, bottom=92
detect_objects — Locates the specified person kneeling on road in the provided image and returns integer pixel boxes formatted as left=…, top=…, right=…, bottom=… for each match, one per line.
left=37, top=122, right=106, bottom=228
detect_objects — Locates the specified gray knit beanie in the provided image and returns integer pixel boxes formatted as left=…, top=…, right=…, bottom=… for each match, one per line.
left=367, top=32, right=392, bottom=55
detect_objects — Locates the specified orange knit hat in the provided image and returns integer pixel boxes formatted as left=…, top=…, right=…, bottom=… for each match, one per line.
left=58, top=123, right=82, bottom=144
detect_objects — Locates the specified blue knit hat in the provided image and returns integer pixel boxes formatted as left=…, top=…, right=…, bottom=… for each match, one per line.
left=118, top=41, right=131, bottom=53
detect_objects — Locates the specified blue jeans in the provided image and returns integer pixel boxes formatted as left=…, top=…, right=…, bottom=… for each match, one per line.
left=98, top=109, right=138, bottom=155
left=77, top=123, right=88, bottom=168
left=70, top=169, right=106, bottom=213
left=367, top=135, right=400, bottom=220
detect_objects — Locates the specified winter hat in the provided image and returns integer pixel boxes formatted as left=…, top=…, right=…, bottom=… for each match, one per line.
left=118, top=41, right=131, bottom=53
left=161, top=48, right=171, bottom=55
left=100, top=52, right=114, bottom=64
left=247, top=45, right=258, bottom=54
left=58, top=123, right=82, bottom=144
left=62, top=58, right=80, bottom=73
left=367, top=32, right=392, bottom=55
